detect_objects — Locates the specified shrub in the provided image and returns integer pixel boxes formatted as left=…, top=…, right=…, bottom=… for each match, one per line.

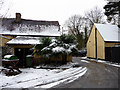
left=34, top=35, right=78, bottom=64
left=34, top=37, right=52, bottom=55
left=41, top=37, right=52, bottom=47
left=56, top=34, right=76, bottom=44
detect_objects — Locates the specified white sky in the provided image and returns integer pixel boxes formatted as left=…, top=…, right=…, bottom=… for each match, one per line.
left=2, top=0, right=107, bottom=26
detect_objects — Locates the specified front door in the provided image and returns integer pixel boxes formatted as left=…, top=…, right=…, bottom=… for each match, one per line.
left=15, top=48, right=25, bottom=67
left=15, top=48, right=32, bottom=67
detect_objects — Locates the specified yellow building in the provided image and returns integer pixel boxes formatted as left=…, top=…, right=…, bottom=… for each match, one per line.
left=87, top=23, right=120, bottom=61
left=0, top=35, right=14, bottom=57
left=0, top=35, right=13, bottom=47
left=0, top=13, right=60, bottom=67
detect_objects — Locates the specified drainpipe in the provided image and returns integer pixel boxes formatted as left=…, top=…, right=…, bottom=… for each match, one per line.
left=95, top=28, right=97, bottom=59
left=118, top=1, right=120, bottom=28
left=0, top=35, right=2, bottom=66
left=118, top=1, right=120, bottom=44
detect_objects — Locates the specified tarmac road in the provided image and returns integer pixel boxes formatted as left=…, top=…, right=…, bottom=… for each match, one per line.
left=49, top=57, right=119, bottom=88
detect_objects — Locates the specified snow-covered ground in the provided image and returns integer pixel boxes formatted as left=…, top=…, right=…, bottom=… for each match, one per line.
left=79, top=56, right=120, bottom=68
left=0, top=65, right=87, bottom=88
left=85, top=58, right=120, bottom=68
left=81, top=60, right=90, bottom=63
left=35, top=62, right=79, bottom=69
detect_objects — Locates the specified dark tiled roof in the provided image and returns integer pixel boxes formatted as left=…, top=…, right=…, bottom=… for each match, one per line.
left=0, top=18, right=61, bottom=36
left=1, top=18, right=60, bottom=26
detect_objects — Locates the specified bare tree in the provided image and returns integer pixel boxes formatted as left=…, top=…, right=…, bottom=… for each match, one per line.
left=0, top=0, right=4, bottom=66
left=0, top=0, right=10, bottom=18
left=0, top=0, right=5, bottom=17
left=65, top=15, right=90, bottom=49
left=0, top=0, right=11, bottom=66
left=0, top=0, right=3, bottom=8
left=85, top=6, right=106, bottom=24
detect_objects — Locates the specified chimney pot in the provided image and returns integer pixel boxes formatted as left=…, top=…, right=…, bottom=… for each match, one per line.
left=15, top=13, right=21, bottom=23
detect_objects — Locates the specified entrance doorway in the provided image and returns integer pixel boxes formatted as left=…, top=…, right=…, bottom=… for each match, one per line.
left=15, top=48, right=32, bottom=67
left=105, top=47, right=120, bottom=63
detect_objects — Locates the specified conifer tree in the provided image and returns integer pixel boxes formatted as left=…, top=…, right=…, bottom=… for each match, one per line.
left=104, top=1, right=120, bottom=26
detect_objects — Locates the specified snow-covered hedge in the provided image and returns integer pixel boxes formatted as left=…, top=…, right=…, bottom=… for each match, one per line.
left=34, top=35, right=78, bottom=63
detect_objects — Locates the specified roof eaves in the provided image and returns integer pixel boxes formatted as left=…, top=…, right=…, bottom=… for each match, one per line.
left=1, top=34, right=60, bottom=37
left=105, top=41, right=120, bottom=43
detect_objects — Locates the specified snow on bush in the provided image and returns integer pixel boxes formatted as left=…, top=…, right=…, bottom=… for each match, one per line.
left=66, top=49, right=72, bottom=53
left=41, top=47, right=51, bottom=51
left=49, top=42, right=57, bottom=47
left=34, top=35, right=78, bottom=62
left=52, top=46, right=65, bottom=53
left=70, top=45, right=76, bottom=49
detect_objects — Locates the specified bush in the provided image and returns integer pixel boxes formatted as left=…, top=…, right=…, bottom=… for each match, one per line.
left=34, top=37, right=52, bottom=55
left=34, top=35, right=78, bottom=64
left=56, top=34, right=76, bottom=44
left=41, top=37, right=52, bottom=47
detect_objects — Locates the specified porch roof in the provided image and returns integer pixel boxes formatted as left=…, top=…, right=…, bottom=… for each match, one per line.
left=7, top=36, right=41, bottom=45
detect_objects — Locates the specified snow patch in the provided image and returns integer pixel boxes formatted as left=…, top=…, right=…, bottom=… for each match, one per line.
left=41, top=47, right=51, bottom=51
left=1, top=67, right=87, bottom=88
left=81, top=56, right=87, bottom=59
left=98, top=60, right=106, bottom=63
left=52, top=46, right=65, bottom=53
left=81, top=60, right=90, bottom=63
left=4, top=55, right=13, bottom=58
left=107, top=63, right=120, bottom=68
left=35, top=67, right=87, bottom=88
left=88, top=59, right=120, bottom=68
left=36, top=62, right=79, bottom=69
left=70, top=45, right=76, bottom=49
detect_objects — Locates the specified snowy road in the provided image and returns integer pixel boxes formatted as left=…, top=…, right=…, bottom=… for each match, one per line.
left=50, top=57, right=119, bottom=88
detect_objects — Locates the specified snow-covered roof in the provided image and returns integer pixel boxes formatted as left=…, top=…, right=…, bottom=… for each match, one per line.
left=0, top=35, right=11, bottom=40
left=0, top=18, right=60, bottom=37
left=94, top=23, right=120, bottom=42
left=7, top=36, right=41, bottom=45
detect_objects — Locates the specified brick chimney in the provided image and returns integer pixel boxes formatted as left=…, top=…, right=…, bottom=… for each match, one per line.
left=15, top=13, right=21, bottom=23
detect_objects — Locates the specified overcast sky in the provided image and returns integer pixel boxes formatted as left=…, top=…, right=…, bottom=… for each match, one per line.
left=2, top=0, right=107, bottom=26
